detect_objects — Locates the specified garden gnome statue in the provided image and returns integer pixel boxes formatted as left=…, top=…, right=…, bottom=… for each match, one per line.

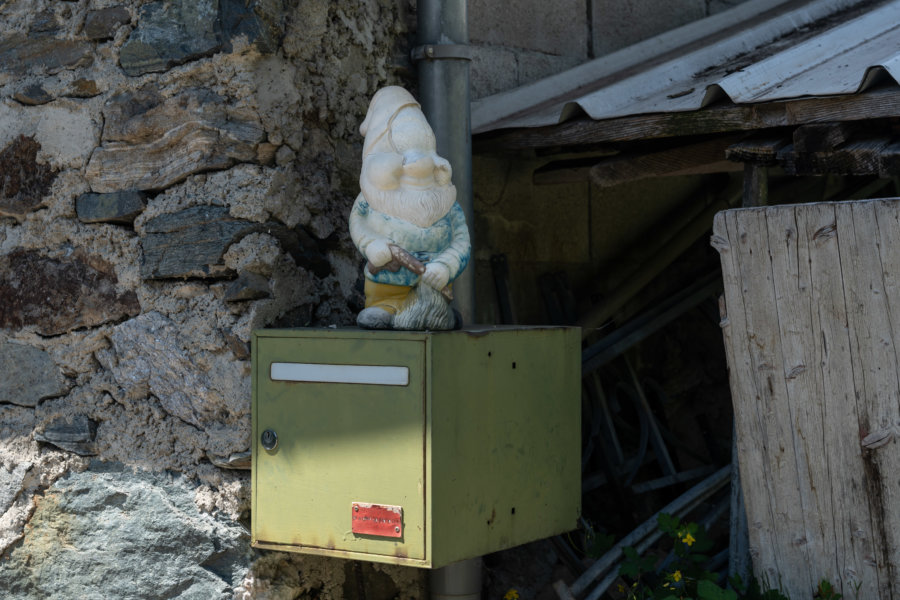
left=349, top=86, right=471, bottom=330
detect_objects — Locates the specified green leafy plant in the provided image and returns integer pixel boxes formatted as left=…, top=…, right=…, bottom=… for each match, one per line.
left=813, top=579, right=842, bottom=600
left=582, top=521, right=615, bottom=559
left=611, top=513, right=848, bottom=600
left=616, top=514, right=788, bottom=600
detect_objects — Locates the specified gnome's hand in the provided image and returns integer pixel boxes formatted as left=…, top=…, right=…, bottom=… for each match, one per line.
left=366, top=239, right=393, bottom=267
left=422, top=262, right=450, bottom=291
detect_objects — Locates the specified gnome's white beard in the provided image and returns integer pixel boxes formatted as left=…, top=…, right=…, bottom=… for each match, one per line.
left=362, top=178, right=457, bottom=229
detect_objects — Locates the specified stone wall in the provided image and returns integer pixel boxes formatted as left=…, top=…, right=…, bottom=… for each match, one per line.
left=0, top=0, right=426, bottom=597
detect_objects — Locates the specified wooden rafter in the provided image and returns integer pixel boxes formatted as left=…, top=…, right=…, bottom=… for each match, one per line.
left=475, top=86, right=900, bottom=153
left=723, top=122, right=900, bottom=178
left=588, top=135, right=743, bottom=188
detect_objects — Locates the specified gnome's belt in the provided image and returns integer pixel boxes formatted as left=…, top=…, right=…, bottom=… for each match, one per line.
left=367, top=243, right=453, bottom=301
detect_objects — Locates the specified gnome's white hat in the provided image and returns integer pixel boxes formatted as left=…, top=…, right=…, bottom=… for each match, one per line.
left=359, top=86, right=435, bottom=158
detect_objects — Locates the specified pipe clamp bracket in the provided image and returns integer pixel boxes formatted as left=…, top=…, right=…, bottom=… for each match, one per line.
left=411, top=44, right=472, bottom=62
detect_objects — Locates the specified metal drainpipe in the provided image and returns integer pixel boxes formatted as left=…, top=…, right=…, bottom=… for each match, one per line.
left=415, top=2, right=481, bottom=599
left=415, top=0, right=475, bottom=327
left=430, top=557, right=482, bottom=600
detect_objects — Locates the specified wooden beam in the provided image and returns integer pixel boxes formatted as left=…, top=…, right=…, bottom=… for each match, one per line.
left=787, top=137, right=894, bottom=176
left=742, top=163, right=768, bottom=207
left=791, top=122, right=856, bottom=153
left=532, top=155, right=616, bottom=185
left=588, top=136, right=742, bottom=187
left=727, top=134, right=787, bottom=207
left=878, top=141, right=900, bottom=177
left=725, top=136, right=789, bottom=164
left=475, top=86, right=900, bottom=153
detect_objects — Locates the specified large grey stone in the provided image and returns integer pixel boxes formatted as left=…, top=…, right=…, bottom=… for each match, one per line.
left=0, top=464, right=247, bottom=599
left=29, top=11, right=59, bottom=34
left=140, top=206, right=264, bottom=279
left=0, top=341, right=66, bottom=407
left=119, top=0, right=220, bottom=76
left=220, top=0, right=283, bottom=53
left=107, top=312, right=248, bottom=433
left=0, top=250, right=141, bottom=335
left=118, top=0, right=282, bottom=76
left=34, top=415, right=97, bottom=456
left=0, top=136, right=57, bottom=220
left=76, top=190, right=145, bottom=225
left=100, top=87, right=263, bottom=146
left=0, top=462, right=29, bottom=515
left=85, top=88, right=264, bottom=193
left=66, top=78, right=101, bottom=98
left=83, top=6, right=131, bottom=41
left=0, top=35, right=93, bottom=74
left=12, top=85, right=53, bottom=106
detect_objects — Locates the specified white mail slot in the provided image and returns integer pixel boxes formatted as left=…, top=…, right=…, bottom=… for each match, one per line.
left=269, top=362, right=409, bottom=386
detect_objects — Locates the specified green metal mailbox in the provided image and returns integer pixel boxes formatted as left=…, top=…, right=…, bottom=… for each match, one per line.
left=251, top=326, right=580, bottom=568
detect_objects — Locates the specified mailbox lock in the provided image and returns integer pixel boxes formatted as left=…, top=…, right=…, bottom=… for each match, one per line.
left=261, top=429, right=278, bottom=451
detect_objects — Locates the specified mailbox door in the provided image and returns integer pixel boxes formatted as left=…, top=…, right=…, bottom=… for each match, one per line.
left=254, top=334, right=427, bottom=561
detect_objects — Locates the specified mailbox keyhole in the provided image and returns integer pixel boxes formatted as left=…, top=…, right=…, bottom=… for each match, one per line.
left=261, top=429, right=278, bottom=451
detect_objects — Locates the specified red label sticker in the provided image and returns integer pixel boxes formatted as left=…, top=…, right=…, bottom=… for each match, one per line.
left=351, top=502, right=403, bottom=538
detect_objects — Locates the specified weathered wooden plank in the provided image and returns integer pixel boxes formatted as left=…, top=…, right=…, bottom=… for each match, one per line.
left=728, top=426, right=751, bottom=583
left=715, top=199, right=900, bottom=598
left=729, top=208, right=811, bottom=592
left=712, top=212, right=785, bottom=589
left=713, top=229, right=753, bottom=589
left=804, top=203, right=881, bottom=597
left=832, top=202, right=894, bottom=596
left=475, top=87, right=900, bottom=152
left=864, top=199, right=900, bottom=596
left=765, top=206, right=835, bottom=592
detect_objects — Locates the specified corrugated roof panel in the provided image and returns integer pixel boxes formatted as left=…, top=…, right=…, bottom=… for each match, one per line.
left=472, top=0, right=900, bottom=134
left=716, top=2, right=900, bottom=102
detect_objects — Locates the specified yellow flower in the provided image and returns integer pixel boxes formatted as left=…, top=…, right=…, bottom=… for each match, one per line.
left=682, top=532, right=696, bottom=547
left=672, top=570, right=683, bottom=582
left=503, top=590, right=520, bottom=600
left=618, top=584, right=626, bottom=593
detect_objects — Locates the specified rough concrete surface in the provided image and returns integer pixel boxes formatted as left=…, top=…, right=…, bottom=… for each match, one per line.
left=591, top=0, right=707, bottom=57
left=469, top=0, right=588, bottom=58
